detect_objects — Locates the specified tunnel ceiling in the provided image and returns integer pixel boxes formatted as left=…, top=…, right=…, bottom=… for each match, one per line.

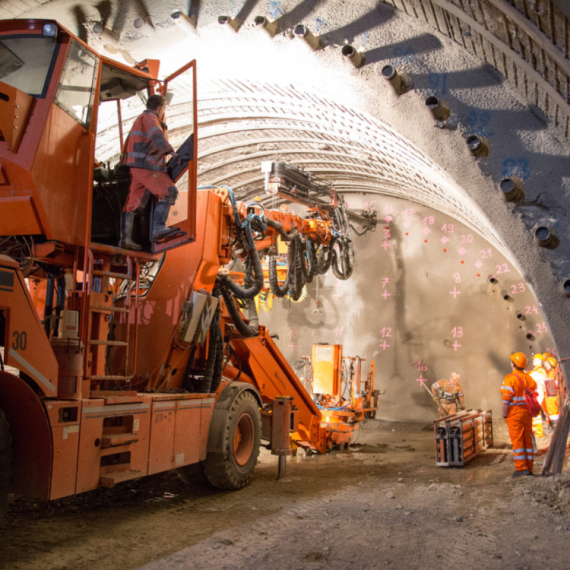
left=7, top=1, right=570, bottom=255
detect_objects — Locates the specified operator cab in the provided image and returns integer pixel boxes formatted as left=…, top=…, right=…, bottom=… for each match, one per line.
left=0, top=19, right=197, bottom=255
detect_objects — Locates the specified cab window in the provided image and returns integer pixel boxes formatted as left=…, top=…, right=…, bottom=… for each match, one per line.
left=0, top=35, right=58, bottom=97
left=54, top=41, right=98, bottom=126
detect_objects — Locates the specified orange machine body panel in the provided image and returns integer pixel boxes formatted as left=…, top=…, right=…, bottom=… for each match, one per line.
left=0, top=256, right=59, bottom=397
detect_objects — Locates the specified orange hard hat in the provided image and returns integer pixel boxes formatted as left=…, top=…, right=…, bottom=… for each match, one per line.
left=510, top=352, right=528, bottom=369
left=532, top=353, right=544, bottom=361
left=547, top=357, right=558, bottom=367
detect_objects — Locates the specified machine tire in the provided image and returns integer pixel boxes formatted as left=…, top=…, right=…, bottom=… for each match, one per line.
left=0, top=408, right=13, bottom=524
left=203, top=391, right=261, bottom=490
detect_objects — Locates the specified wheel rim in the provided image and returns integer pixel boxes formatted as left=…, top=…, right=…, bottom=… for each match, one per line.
left=233, top=412, right=255, bottom=467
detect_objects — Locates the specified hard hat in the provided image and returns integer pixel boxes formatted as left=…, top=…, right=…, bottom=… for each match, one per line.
left=544, top=352, right=553, bottom=359
left=510, top=352, right=528, bottom=369
left=532, top=353, right=544, bottom=361
left=547, top=357, right=558, bottom=367
left=449, top=372, right=460, bottom=383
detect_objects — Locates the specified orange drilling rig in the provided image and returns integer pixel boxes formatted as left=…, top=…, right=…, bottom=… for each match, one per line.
left=0, top=19, right=377, bottom=520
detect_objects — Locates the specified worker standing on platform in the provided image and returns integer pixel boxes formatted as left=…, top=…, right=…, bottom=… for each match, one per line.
left=431, top=372, right=465, bottom=417
left=544, top=356, right=560, bottom=431
left=529, top=353, right=547, bottom=439
left=501, top=352, right=537, bottom=477
left=119, top=94, right=179, bottom=251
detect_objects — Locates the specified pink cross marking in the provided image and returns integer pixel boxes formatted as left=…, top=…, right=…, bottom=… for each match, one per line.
left=416, top=374, right=427, bottom=387
left=458, top=247, right=466, bottom=255
left=332, top=289, right=343, bottom=301
left=381, top=290, right=391, bottom=300
left=422, top=227, right=431, bottom=235
left=288, top=343, right=297, bottom=351
left=380, top=340, right=390, bottom=350
left=384, top=215, right=393, bottom=223
left=450, top=287, right=460, bottom=299
left=441, top=236, right=449, bottom=244
left=475, top=260, right=483, bottom=268
left=381, top=240, right=391, bottom=251
left=452, top=341, right=462, bottom=351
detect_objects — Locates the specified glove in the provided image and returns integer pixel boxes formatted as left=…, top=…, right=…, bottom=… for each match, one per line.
left=169, top=151, right=180, bottom=162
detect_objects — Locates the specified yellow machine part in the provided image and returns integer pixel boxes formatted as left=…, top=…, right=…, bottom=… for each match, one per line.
left=312, top=344, right=342, bottom=396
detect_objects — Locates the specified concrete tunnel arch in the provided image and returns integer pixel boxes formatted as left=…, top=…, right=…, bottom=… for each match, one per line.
left=24, top=0, right=570, bottom=420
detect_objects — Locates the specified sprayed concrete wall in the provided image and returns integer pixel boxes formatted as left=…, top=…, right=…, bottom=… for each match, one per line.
left=23, top=0, right=570, bottom=421
left=260, top=195, right=554, bottom=421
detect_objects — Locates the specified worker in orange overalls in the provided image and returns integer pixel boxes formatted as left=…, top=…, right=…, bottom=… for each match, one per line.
left=543, top=356, right=560, bottom=431
left=529, top=353, right=547, bottom=438
left=431, top=372, right=465, bottom=417
left=501, top=352, right=537, bottom=477
left=119, top=94, right=180, bottom=250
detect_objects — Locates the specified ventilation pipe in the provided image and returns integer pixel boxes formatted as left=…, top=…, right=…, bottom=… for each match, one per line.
left=341, top=44, right=365, bottom=68
left=255, top=16, right=277, bottom=37
left=218, top=15, right=241, bottom=32
left=499, top=177, right=524, bottom=202
left=466, top=135, right=489, bottom=158
left=294, top=24, right=321, bottom=50
left=425, top=96, right=450, bottom=121
left=382, top=65, right=405, bottom=94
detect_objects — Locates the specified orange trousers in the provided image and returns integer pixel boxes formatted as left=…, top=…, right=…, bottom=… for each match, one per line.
left=506, top=407, right=534, bottom=472
left=124, top=168, right=176, bottom=212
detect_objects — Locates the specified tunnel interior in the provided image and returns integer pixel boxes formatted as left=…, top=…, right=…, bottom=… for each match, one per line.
left=10, top=0, right=570, bottom=422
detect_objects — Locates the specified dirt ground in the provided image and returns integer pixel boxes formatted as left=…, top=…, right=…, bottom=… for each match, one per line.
left=1, top=419, right=570, bottom=570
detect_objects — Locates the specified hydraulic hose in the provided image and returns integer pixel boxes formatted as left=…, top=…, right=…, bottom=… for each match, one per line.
left=315, top=242, right=333, bottom=274
left=218, top=242, right=264, bottom=300
left=264, top=218, right=298, bottom=242
left=269, top=238, right=299, bottom=298
left=332, top=239, right=354, bottom=280
left=219, top=283, right=259, bottom=338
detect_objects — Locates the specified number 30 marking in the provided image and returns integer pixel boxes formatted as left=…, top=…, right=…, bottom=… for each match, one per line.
left=12, top=330, right=27, bottom=351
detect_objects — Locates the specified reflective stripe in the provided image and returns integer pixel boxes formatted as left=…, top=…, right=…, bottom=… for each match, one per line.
left=9, top=348, right=56, bottom=393
left=525, top=448, right=534, bottom=453
left=513, top=448, right=525, bottom=453
left=513, top=396, right=526, bottom=401
left=527, top=456, right=534, bottom=460
left=502, top=385, right=514, bottom=393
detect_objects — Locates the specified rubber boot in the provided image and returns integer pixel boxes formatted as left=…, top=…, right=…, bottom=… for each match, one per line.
left=152, top=200, right=179, bottom=240
left=119, top=211, right=142, bottom=251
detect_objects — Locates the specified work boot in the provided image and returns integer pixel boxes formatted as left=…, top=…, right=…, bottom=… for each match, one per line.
left=152, top=199, right=179, bottom=240
left=512, top=470, right=530, bottom=478
left=119, top=211, right=142, bottom=251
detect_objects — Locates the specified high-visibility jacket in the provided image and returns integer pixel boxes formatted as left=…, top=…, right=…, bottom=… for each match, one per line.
left=501, top=370, right=537, bottom=472
left=431, top=379, right=465, bottom=408
left=120, top=110, right=174, bottom=173
left=545, top=369, right=560, bottom=420
left=530, top=366, right=547, bottom=405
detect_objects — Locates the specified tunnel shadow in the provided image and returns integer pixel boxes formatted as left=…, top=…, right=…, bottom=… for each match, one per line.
left=274, top=0, right=328, bottom=34
left=318, top=4, right=394, bottom=45
left=410, top=65, right=570, bottom=192
left=236, top=0, right=261, bottom=24
left=363, top=33, right=443, bottom=66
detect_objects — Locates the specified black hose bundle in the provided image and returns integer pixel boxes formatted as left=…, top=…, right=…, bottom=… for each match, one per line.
left=218, top=244, right=264, bottom=299
left=314, top=242, right=333, bottom=274
left=218, top=262, right=260, bottom=339
left=331, top=239, right=354, bottom=280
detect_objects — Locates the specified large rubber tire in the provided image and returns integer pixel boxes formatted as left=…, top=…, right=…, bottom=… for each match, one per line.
left=203, top=391, right=261, bottom=490
left=0, top=408, right=13, bottom=524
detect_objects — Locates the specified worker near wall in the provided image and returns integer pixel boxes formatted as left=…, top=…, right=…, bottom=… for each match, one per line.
left=119, top=94, right=179, bottom=250
left=431, top=372, right=465, bottom=417
left=501, top=352, right=537, bottom=477
left=543, top=356, right=560, bottom=431
left=529, top=353, right=547, bottom=439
